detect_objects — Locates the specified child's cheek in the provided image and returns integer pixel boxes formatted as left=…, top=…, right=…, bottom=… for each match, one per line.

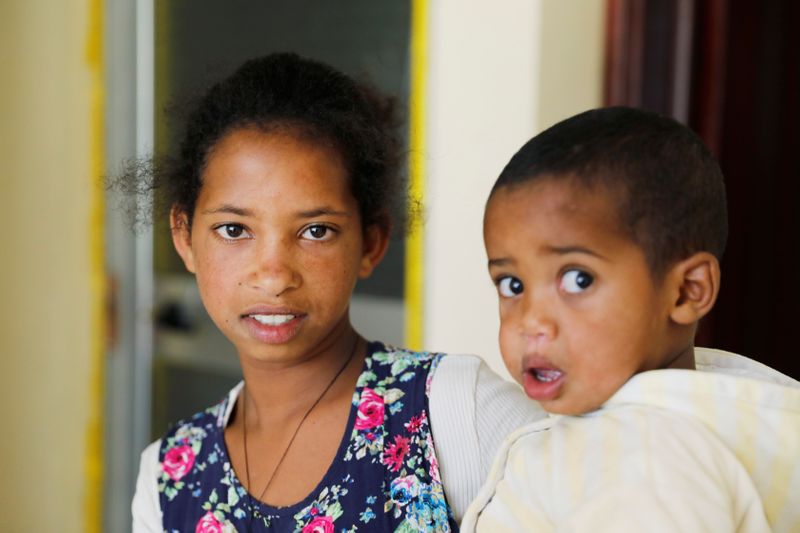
left=498, top=324, right=522, bottom=380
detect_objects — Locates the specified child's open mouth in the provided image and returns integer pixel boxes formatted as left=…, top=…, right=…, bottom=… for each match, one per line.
left=532, top=368, right=563, bottom=383
left=523, top=366, right=565, bottom=401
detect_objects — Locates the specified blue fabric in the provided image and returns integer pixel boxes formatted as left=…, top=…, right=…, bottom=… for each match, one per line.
left=157, top=341, right=457, bottom=532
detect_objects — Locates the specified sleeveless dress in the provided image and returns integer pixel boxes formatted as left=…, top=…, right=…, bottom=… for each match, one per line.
left=156, top=342, right=458, bottom=532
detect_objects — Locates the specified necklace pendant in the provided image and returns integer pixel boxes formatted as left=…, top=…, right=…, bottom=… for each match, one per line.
left=253, top=509, right=262, bottom=519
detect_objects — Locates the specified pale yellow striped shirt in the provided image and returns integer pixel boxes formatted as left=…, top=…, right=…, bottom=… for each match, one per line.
left=461, top=348, right=800, bottom=532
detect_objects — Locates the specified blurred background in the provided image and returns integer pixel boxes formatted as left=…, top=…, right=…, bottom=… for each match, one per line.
left=0, top=0, right=797, bottom=531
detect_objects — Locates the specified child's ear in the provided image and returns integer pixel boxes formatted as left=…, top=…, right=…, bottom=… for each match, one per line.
left=668, top=252, right=720, bottom=325
left=170, top=207, right=197, bottom=274
left=358, top=223, right=390, bottom=279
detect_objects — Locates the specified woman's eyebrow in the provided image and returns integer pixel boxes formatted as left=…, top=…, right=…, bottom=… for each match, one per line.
left=295, top=207, right=350, bottom=219
left=201, top=204, right=252, bottom=216
left=199, top=205, right=351, bottom=218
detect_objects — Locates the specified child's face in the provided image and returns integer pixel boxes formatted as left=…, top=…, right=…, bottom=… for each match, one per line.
left=484, top=179, right=686, bottom=415
left=172, top=128, right=386, bottom=366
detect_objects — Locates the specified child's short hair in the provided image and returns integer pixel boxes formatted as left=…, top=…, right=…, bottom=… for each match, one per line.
left=118, top=52, right=405, bottom=233
left=491, top=106, right=728, bottom=277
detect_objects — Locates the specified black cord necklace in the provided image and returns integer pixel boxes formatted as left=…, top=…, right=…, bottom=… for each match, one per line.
left=241, top=336, right=360, bottom=531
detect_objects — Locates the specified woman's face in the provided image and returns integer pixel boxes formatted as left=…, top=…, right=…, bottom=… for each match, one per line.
left=172, top=127, right=387, bottom=367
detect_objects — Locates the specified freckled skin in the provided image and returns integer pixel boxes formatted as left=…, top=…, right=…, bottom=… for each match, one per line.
left=173, top=128, right=385, bottom=369
left=169, top=127, right=392, bottom=505
left=484, top=180, right=693, bottom=415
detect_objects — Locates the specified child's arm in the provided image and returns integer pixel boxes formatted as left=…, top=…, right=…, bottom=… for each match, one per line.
left=462, top=406, right=770, bottom=532
left=429, top=354, right=547, bottom=522
left=131, top=440, right=163, bottom=533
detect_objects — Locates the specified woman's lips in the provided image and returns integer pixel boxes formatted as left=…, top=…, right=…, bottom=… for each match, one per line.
left=241, top=312, right=306, bottom=344
left=521, top=357, right=566, bottom=401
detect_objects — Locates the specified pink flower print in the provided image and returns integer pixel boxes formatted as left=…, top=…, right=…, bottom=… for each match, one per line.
left=302, top=516, right=334, bottom=533
left=428, top=450, right=441, bottom=483
left=163, top=444, right=196, bottom=481
left=383, top=435, right=411, bottom=472
left=355, top=387, right=385, bottom=430
left=195, top=511, right=224, bottom=533
left=426, top=433, right=441, bottom=483
left=404, top=412, right=426, bottom=433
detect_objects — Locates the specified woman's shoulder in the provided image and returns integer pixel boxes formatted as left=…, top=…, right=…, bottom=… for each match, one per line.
left=363, top=341, right=450, bottom=388
left=153, top=382, right=241, bottom=467
left=135, top=396, right=231, bottom=497
left=367, top=340, right=445, bottom=364
left=367, top=341, right=494, bottom=376
left=368, top=342, right=533, bottom=409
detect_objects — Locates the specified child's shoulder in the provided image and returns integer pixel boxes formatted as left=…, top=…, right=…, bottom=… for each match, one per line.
left=505, top=403, right=721, bottom=459
left=464, top=406, right=760, bottom=531
left=495, top=403, right=751, bottom=500
left=695, top=346, right=800, bottom=388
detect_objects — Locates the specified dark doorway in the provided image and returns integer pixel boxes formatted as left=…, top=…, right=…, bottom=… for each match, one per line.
left=605, top=0, right=800, bottom=379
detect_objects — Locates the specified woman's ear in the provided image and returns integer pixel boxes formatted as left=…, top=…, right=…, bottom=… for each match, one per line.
left=358, top=223, right=390, bottom=279
left=170, top=207, right=196, bottom=274
left=668, top=252, right=721, bottom=325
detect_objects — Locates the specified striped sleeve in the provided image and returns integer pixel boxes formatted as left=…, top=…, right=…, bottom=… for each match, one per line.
left=428, top=354, right=547, bottom=522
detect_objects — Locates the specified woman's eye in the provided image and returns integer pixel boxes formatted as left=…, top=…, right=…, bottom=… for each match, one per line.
left=214, top=224, right=249, bottom=240
left=301, top=224, right=333, bottom=241
left=560, top=269, right=594, bottom=294
left=497, top=276, right=524, bottom=298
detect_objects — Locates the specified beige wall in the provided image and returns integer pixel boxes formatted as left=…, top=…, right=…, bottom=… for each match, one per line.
left=423, top=0, right=605, bottom=378
left=538, top=0, right=606, bottom=131
left=0, top=1, right=103, bottom=531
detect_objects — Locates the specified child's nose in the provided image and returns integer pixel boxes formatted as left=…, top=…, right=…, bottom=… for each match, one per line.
left=520, top=295, right=557, bottom=346
left=248, top=237, right=300, bottom=297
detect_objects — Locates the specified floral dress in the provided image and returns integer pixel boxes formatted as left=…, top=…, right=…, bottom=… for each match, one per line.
left=157, top=342, right=458, bottom=532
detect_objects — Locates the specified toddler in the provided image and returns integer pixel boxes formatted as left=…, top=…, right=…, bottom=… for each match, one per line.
left=462, top=107, right=800, bottom=532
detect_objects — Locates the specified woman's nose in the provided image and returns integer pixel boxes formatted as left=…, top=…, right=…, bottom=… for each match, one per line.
left=248, top=237, right=300, bottom=297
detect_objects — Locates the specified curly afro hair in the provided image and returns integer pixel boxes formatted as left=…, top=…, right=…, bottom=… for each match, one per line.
left=116, top=52, right=406, bottom=234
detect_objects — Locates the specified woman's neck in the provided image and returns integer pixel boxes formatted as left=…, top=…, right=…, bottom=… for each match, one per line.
left=236, top=327, right=364, bottom=426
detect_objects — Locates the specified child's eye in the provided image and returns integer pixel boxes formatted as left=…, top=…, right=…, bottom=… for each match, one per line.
left=497, top=276, right=524, bottom=298
left=214, top=224, right=250, bottom=240
left=560, top=269, right=594, bottom=294
left=301, top=224, right=334, bottom=241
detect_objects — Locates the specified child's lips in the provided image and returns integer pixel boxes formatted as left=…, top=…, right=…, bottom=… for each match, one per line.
left=521, top=356, right=566, bottom=402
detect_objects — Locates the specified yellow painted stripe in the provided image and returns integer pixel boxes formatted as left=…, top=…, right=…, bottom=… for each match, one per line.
left=404, top=0, right=428, bottom=350
left=84, top=0, right=105, bottom=530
